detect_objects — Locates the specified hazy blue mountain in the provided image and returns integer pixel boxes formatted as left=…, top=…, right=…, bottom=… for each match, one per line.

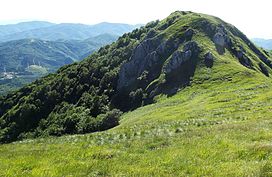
left=0, top=21, right=139, bottom=95
left=84, top=33, right=119, bottom=45
left=0, top=22, right=141, bottom=42
left=0, top=34, right=118, bottom=95
left=0, top=21, right=55, bottom=37
left=252, top=38, right=272, bottom=50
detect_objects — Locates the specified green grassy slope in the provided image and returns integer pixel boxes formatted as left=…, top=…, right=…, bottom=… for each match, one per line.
left=0, top=11, right=272, bottom=176
left=0, top=56, right=271, bottom=176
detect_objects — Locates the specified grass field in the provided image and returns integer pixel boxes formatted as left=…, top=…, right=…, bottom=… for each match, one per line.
left=1, top=12, right=272, bottom=176
left=1, top=54, right=272, bottom=176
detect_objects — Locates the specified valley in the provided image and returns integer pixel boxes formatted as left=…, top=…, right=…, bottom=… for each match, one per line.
left=0, top=22, right=140, bottom=95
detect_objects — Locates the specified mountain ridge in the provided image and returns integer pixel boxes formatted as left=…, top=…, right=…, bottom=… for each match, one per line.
left=0, top=21, right=142, bottom=42
left=0, top=34, right=119, bottom=95
left=0, top=11, right=272, bottom=176
left=0, top=11, right=271, bottom=143
left=252, top=38, right=272, bottom=50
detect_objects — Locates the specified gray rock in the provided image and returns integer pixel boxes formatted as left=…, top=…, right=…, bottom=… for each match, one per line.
left=237, top=50, right=244, bottom=59
left=259, top=63, right=269, bottom=77
left=213, top=32, right=226, bottom=47
left=145, top=29, right=157, bottom=39
left=213, top=25, right=231, bottom=54
left=117, top=37, right=163, bottom=90
left=204, top=52, right=214, bottom=68
left=164, top=41, right=200, bottom=74
left=184, top=41, right=199, bottom=52
left=235, top=49, right=252, bottom=68
left=164, top=50, right=192, bottom=73
left=185, top=28, right=194, bottom=38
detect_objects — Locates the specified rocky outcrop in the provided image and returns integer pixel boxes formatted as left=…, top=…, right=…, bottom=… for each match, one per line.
left=164, top=41, right=200, bottom=74
left=184, top=28, right=194, bottom=40
left=117, top=33, right=191, bottom=90
left=259, top=63, right=269, bottom=77
left=231, top=46, right=253, bottom=68
left=164, top=50, right=192, bottom=73
left=213, top=25, right=231, bottom=54
left=117, top=38, right=161, bottom=90
left=204, top=52, right=214, bottom=68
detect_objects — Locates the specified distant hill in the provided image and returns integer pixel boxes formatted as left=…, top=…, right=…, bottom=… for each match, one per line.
left=0, top=21, right=141, bottom=42
left=252, top=38, right=272, bottom=50
left=0, top=38, right=100, bottom=72
left=0, top=21, right=54, bottom=37
left=0, top=34, right=118, bottom=95
left=0, top=21, right=139, bottom=95
left=84, top=33, right=119, bottom=45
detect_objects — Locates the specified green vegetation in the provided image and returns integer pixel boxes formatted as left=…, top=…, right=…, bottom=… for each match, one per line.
left=1, top=11, right=271, bottom=142
left=0, top=37, right=118, bottom=73
left=0, top=21, right=139, bottom=96
left=26, top=65, right=48, bottom=75
left=0, top=77, right=37, bottom=95
left=0, top=60, right=271, bottom=176
left=0, top=11, right=272, bottom=176
left=0, top=35, right=118, bottom=96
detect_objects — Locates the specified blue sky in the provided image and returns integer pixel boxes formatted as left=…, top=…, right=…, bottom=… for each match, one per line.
left=0, top=0, right=271, bottom=38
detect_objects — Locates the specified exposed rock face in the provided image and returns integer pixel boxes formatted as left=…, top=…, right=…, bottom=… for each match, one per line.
left=117, top=38, right=161, bottom=90
left=145, top=29, right=157, bottom=39
left=213, top=25, right=231, bottom=54
left=184, top=28, right=194, bottom=40
left=214, top=33, right=226, bottom=47
left=231, top=46, right=253, bottom=68
left=164, top=41, right=200, bottom=74
left=204, top=52, right=214, bottom=68
left=259, top=63, right=269, bottom=77
left=164, top=50, right=192, bottom=73
left=117, top=30, right=194, bottom=90
left=230, top=28, right=272, bottom=69
left=236, top=50, right=252, bottom=68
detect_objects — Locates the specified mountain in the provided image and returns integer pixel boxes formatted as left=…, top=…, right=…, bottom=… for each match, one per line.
left=0, top=34, right=118, bottom=95
left=0, top=35, right=118, bottom=72
left=252, top=38, right=272, bottom=50
left=0, top=11, right=272, bottom=175
left=84, top=33, right=119, bottom=45
left=0, top=21, right=54, bottom=37
left=0, top=22, right=141, bottom=42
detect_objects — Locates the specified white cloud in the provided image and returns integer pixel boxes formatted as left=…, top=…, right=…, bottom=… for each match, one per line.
left=0, top=0, right=271, bottom=38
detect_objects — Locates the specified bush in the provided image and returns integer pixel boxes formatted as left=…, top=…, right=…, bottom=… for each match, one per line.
left=97, top=109, right=122, bottom=131
left=35, top=102, right=122, bottom=137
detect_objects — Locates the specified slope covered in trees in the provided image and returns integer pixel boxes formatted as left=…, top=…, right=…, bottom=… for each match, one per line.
left=0, top=11, right=271, bottom=144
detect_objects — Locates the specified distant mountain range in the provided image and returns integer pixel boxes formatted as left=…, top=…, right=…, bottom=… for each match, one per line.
left=0, top=21, right=142, bottom=42
left=0, top=21, right=141, bottom=95
left=0, top=35, right=118, bottom=72
left=0, top=21, right=54, bottom=37
left=252, top=38, right=272, bottom=50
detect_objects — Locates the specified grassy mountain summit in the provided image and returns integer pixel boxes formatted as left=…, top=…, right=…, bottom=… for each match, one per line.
left=0, top=11, right=272, bottom=175
left=0, top=11, right=272, bottom=143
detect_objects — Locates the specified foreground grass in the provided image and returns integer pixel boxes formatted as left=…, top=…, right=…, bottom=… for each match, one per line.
left=1, top=48, right=272, bottom=176
left=1, top=71, right=272, bottom=176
